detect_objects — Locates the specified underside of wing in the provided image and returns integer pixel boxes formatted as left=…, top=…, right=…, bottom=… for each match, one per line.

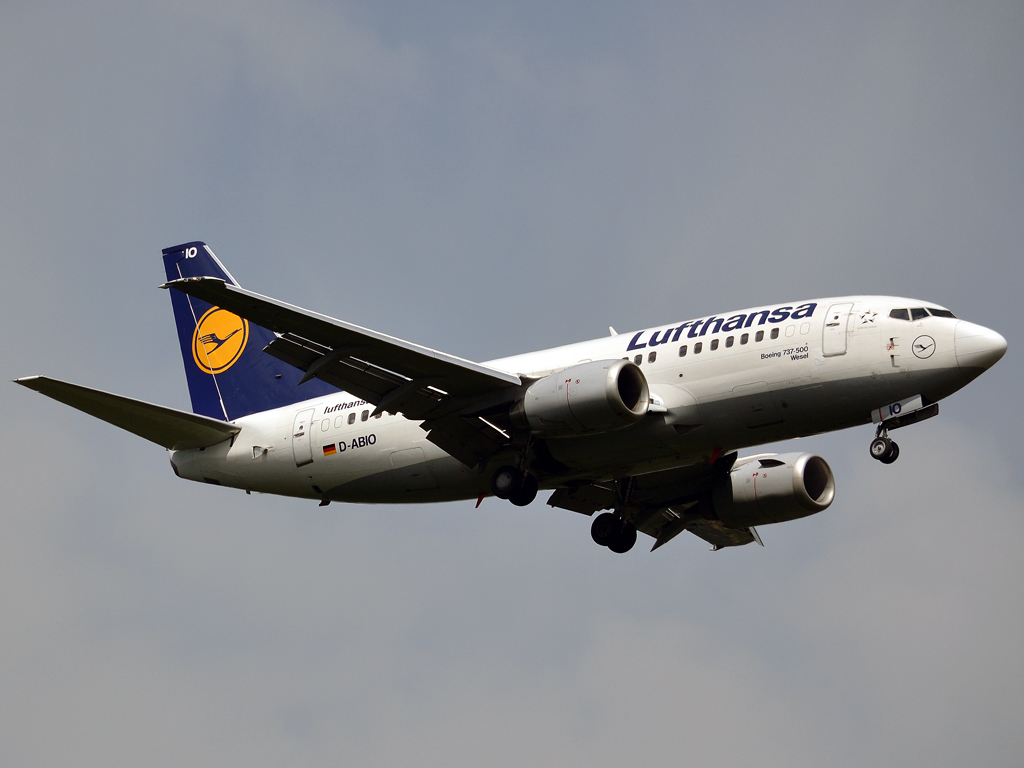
left=15, top=376, right=240, bottom=450
left=682, top=519, right=760, bottom=550
left=163, top=277, right=523, bottom=466
left=547, top=452, right=762, bottom=552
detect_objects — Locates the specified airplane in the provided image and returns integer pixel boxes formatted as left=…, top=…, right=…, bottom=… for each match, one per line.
left=15, top=242, right=1007, bottom=554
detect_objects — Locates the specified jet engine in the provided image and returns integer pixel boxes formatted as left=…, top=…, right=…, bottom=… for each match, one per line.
left=712, top=452, right=835, bottom=528
left=509, top=359, right=650, bottom=437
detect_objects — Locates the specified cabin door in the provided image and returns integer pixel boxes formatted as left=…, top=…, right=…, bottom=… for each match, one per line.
left=292, top=408, right=315, bottom=467
left=822, top=303, right=854, bottom=357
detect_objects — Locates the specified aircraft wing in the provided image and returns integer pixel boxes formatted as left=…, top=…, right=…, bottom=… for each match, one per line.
left=682, top=519, right=761, bottom=550
left=163, top=277, right=522, bottom=465
left=548, top=453, right=762, bottom=552
left=14, top=376, right=240, bottom=450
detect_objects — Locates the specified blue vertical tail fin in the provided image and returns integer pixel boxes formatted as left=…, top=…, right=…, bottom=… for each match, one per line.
left=162, top=242, right=337, bottom=421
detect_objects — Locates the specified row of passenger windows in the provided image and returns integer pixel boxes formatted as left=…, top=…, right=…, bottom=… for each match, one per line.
left=889, top=307, right=956, bottom=321
left=632, top=325, right=791, bottom=364
left=321, top=409, right=382, bottom=431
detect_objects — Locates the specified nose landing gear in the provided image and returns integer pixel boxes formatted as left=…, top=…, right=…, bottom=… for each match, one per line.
left=590, top=512, right=637, bottom=553
left=869, top=427, right=900, bottom=464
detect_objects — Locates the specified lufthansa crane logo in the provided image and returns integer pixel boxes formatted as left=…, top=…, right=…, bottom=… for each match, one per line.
left=912, top=335, right=936, bottom=359
left=191, top=307, right=249, bottom=374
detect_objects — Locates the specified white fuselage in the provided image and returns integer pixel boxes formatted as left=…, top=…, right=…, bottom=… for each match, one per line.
left=168, top=296, right=990, bottom=503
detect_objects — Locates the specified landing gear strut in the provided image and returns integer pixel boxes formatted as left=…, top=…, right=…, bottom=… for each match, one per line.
left=490, top=465, right=538, bottom=506
left=870, top=426, right=900, bottom=464
left=591, top=512, right=637, bottom=554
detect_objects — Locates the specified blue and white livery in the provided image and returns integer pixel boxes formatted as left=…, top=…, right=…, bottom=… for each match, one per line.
left=16, top=242, right=1007, bottom=554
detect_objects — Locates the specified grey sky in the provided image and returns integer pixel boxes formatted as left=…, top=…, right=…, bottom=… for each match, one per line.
left=2, top=2, right=1022, bottom=765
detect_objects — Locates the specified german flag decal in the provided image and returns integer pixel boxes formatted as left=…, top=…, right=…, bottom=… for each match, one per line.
left=322, top=444, right=338, bottom=456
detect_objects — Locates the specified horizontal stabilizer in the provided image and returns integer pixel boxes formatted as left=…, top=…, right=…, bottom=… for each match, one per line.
left=14, top=376, right=240, bottom=450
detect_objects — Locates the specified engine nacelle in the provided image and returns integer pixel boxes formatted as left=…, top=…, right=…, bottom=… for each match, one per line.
left=712, top=452, right=835, bottom=528
left=510, top=359, right=650, bottom=437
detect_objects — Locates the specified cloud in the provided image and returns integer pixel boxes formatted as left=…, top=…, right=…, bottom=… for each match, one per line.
left=3, top=408, right=1022, bottom=766
left=176, top=0, right=423, bottom=111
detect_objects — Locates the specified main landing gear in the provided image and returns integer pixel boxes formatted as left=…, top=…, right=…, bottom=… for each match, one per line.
left=869, top=426, right=900, bottom=464
left=491, top=465, right=538, bottom=507
left=591, top=512, right=637, bottom=554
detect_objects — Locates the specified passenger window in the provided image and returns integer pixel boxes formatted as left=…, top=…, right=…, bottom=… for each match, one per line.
left=694, top=342, right=703, bottom=354
left=361, top=410, right=369, bottom=421
left=710, top=339, right=719, bottom=351
left=725, top=336, right=734, bottom=348
left=928, top=308, right=957, bottom=319
left=374, top=412, right=382, bottom=419
left=348, top=412, right=356, bottom=425
left=740, top=333, right=749, bottom=345
left=678, top=345, right=687, bottom=357
left=785, top=325, right=795, bottom=337
left=648, top=351, right=657, bottom=363
left=634, top=354, right=642, bottom=365
left=800, top=323, right=810, bottom=334
left=334, top=416, right=344, bottom=429
left=321, top=419, right=329, bottom=431
left=910, top=308, right=928, bottom=321
left=889, top=309, right=910, bottom=321
left=755, top=330, right=764, bottom=342
left=770, top=327, right=779, bottom=340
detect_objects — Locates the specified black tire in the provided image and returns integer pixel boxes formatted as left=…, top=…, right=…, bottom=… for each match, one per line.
left=869, top=437, right=892, bottom=461
left=608, top=522, right=637, bottom=554
left=880, top=441, right=900, bottom=464
left=509, top=474, right=538, bottom=506
left=591, top=512, right=619, bottom=547
left=491, top=466, right=519, bottom=499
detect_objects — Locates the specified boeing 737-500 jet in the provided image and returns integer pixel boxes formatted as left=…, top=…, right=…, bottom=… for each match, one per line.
left=15, top=242, right=1007, bottom=553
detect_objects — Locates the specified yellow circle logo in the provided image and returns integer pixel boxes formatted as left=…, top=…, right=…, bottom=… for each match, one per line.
left=191, top=307, right=249, bottom=374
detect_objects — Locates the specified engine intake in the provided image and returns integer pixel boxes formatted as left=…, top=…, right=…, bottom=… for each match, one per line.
left=510, top=359, right=650, bottom=437
left=712, top=452, right=835, bottom=528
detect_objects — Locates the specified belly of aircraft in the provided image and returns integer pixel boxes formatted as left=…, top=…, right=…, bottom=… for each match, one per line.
left=541, top=363, right=962, bottom=477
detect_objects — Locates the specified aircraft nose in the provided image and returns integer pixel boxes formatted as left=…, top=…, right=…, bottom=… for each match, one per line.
left=954, top=321, right=1007, bottom=374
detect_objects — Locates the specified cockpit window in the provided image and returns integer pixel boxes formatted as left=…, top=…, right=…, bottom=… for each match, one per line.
left=910, top=308, right=929, bottom=320
left=889, top=308, right=910, bottom=321
left=928, top=308, right=956, bottom=319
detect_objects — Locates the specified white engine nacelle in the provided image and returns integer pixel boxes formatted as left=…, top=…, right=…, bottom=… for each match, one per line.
left=712, top=452, right=836, bottom=528
left=510, top=359, right=650, bottom=437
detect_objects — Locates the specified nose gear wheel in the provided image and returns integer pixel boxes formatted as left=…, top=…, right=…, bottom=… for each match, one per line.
left=869, top=435, right=899, bottom=463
